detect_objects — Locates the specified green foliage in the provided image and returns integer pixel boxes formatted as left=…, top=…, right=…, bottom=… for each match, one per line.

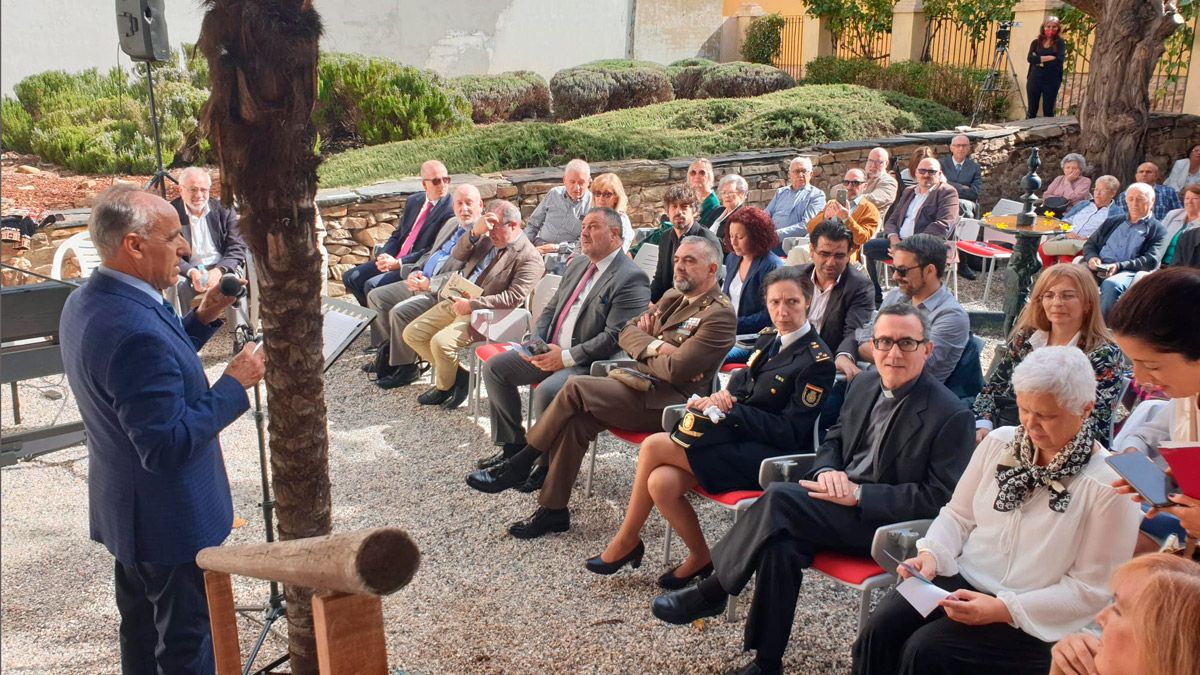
left=694, top=62, right=796, bottom=99
left=801, top=56, right=884, bottom=85
left=802, top=0, right=894, bottom=58
left=451, top=71, right=551, bottom=124
left=741, top=13, right=786, bottom=64
left=314, top=53, right=472, bottom=150
left=320, top=84, right=963, bottom=187
left=666, top=58, right=718, bottom=99
left=802, top=57, right=1008, bottom=120
left=549, top=60, right=673, bottom=120
left=1, top=96, right=34, bottom=153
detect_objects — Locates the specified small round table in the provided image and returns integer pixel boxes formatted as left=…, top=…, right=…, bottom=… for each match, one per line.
left=980, top=213, right=1071, bottom=333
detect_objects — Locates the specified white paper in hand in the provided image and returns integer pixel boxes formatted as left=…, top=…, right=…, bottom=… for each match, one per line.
left=896, top=575, right=951, bottom=617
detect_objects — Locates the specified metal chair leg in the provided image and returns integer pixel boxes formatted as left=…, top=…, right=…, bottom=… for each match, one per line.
left=982, top=258, right=995, bottom=304
left=585, top=438, right=597, bottom=497
left=662, top=524, right=673, bottom=565
left=725, top=509, right=741, bottom=622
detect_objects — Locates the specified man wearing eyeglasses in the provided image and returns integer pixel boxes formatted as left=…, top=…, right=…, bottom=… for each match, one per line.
left=170, top=167, right=248, bottom=311
left=863, top=157, right=960, bottom=304
left=651, top=302, right=973, bottom=675
left=766, top=156, right=826, bottom=245
left=861, top=147, right=898, bottom=219
left=526, top=159, right=593, bottom=256
left=342, top=159, right=455, bottom=306
left=806, top=168, right=881, bottom=262
left=941, top=134, right=983, bottom=219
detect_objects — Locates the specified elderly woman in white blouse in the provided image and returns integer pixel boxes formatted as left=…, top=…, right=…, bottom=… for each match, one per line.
left=852, top=346, right=1143, bottom=675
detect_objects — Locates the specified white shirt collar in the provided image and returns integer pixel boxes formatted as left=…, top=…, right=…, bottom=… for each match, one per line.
left=95, top=265, right=164, bottom=304
left=1029, top=329, right=1080, bottom=349
left=777, top=321, right=812, bottom=350
left=592, top=246, right=622, bottom=275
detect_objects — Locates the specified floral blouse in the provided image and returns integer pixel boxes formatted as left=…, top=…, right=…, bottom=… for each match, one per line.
left=973, top=328, right=1125, bottom=442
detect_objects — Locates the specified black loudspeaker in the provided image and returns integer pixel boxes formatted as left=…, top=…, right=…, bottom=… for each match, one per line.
left=115, top=0, right=171, bottom=63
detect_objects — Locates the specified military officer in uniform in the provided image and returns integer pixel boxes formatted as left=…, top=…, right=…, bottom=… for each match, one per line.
left=465, top=236, right=737, bottom=539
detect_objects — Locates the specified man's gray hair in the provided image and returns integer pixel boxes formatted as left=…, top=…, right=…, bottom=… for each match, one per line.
left=789, top=156, right=813, bottom=171
left=177, top=166, right=211, bottom=185
left=485, top=199, right=522, bottom=226
left=89, top=184, right=159, bottom=260
left=1127, top=182, right=1156, bottom=204
left=564, top=158, right=591, bottom=178
left=1010, top=346, right=1096, bottom=415
left=1094, top=175, right=1120, bottom=193
left=718, top=174, right=748, bottom=194
left=679, top=235, right=722, bottom=268
left=587, top=206, right=624, bottom=235
left=1060, top=153, right=1088, bottom=172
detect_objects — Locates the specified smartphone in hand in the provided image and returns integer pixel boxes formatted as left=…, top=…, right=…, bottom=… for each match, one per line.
left=1106, top=452, right=1178, bottom=508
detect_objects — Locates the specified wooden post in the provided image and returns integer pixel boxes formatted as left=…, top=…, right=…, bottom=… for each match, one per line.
left=312, top=592, right=388, bottom=675
left=204, top=571, right=243, bottom=675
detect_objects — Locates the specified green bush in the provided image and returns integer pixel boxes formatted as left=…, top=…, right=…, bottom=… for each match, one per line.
left=2, top=96, right=34, bottom=153
left=315, top=53, right=472, bottom=150
left=742, top=13, right=786, bottom=64
left=695, top=62, right=796, bottom=99
left=802, top=56, right=1009, bottom=120
left=452, top=71, right=551, bottom=124
left=666, top=58, right=718, bottom=99
left=801, top=55, right=884, bottom=85
left=549, top=60, right=674, bottom=120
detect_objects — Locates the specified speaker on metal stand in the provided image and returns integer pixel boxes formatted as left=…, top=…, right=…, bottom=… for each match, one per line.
left=115, top=0, right=176, bottom=197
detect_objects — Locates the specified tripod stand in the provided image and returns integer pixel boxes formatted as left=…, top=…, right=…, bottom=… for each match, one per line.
left=971, top=32, right=1027, bottom=126
left=140, top=61, right=177, bottom=198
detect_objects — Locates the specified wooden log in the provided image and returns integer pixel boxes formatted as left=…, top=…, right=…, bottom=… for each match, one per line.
left=204, top=571, right=244, bottom=675
left=312, top=592, right=388, bottom=675
left=196, top=528, right=419, bottom=596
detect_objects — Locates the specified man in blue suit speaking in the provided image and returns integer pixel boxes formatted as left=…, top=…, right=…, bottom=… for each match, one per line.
left=60, top=185, right=265, bottom=674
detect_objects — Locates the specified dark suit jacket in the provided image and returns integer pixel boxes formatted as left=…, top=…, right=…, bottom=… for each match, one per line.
left=939, top=156, right=983, bottom=203
left=721, top=327, right=836, bottom=454
left=811, top=369, right=974, bottom=523
left=1171, top=226, right=1200, bottom=268
left=650, top=222, right=722, bottom=302
left=60, top=270, right=249, bottom=565
left=1081, top=214, right=1168, bottom=273
left=535, top=252, right=650, bottom=366
left=795, top=263, right=875, bottom=356
left=451, top=231, right=544, bottom=310
left=722, top=252, right=783, bottom=334
left=382, top=192, right=454, bottom=265
left=882, top=183, right=960, bottom=239
left=171, top=197, right=247, bottom=276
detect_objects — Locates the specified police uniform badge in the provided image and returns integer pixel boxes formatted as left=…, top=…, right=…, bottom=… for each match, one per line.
left=802, top=383, right=825, bottom=407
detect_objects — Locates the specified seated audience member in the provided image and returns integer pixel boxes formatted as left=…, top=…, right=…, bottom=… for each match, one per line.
left=722, top=207, right=783, bottom=363
left=1159, top=183, right=1200, bottom=266
left=1080, top=182, right=1167, bottom=318
left=587, top=266, right=835, bottom=588
left=1050, top=553, right=1200, bottom=675
left=1108, top=268, right=1200, bottom=546
left=1043, top=153, right=1092, bottom=209
left=708, top=174, right=749, bottom=250
left=1113, top=162, right=1181, bottom=220
left=526, top=158, right=592, bottom=255
left=765, top=156, right=826, bottom=244
left=689, top=158, right=721, bottom=227
left=862, top=147, right=899, bottom=219
left=589, top=173, right=635, bottom=251
left=401, top=200, right=542, bottom=409
left=1171, top=225, right=1200, bottom=268
left=648, top=185, right=721, bottom=302
left=864, top=157, right=960, bottom=303
left=650, top=303, right=974, bottom=675
left=465, top=237, right=735, bottom=539
left=343, top=159, right=454, bottom=306
left=858, top=234, right=969, bottom=385
left=940, top=134, right=984, bottom=218
left=853, top=347, right=1144, bottom=675
left=475, top=208, right=649, bottom=486
left=806, top=168, right=881, bottom=262
left=973, top=264, right=1124, bottom=445
left=898, top=146, right=936, bottom=190
left=171, top=167, right=248, bottom=310
left=1040, top=175, right=1120, bottom=267
left=364, top=185, right=481, bottom=388
left=1164, top=142, right=1200, bottom=191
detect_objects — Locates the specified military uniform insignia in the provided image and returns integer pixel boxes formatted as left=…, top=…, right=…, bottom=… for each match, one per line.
left=774, top=375, right=786, bottom=382
left=811, top=341, right=831, bottom=362
left=746, top=349, right=763, bottom=369
left=802, top=383, right=825, bottom=407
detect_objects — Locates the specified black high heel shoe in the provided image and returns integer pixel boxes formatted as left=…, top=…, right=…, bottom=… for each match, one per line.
left=657, top=561, right=714, bottom=590
left=585, top=540, right=645, bottom=575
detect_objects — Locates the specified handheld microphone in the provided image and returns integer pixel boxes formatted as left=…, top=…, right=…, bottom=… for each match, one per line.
left=219, top=273, right=247, bottom=299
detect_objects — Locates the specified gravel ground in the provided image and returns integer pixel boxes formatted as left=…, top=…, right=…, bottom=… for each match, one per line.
left=1, top=273, right=1007, bottom=674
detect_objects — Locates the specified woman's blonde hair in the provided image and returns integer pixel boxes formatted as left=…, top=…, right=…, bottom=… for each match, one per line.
left=592, top=173, right=629, bottom=213
left=1113, top=553, right=1200, bottom=675
left=1015, top=264, right=1110, bottom=352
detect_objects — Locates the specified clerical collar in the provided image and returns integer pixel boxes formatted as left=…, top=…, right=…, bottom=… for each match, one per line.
left=880, top=376, right=919, bottom=400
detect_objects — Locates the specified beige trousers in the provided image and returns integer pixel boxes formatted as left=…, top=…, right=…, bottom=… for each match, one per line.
left=402, top=298, right=471, bottom=390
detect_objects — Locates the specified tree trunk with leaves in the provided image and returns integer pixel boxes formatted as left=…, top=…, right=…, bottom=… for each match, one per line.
left=196, top=2, right=329, bottom=672
left=1073, top=0, right=1182, bottom=184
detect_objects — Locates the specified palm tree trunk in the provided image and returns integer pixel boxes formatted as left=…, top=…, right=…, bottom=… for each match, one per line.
left=196, top=2, right=329, bottom=672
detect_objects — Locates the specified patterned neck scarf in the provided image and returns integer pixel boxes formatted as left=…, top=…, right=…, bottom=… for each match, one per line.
left=993, top=424, right=1093, bottom=513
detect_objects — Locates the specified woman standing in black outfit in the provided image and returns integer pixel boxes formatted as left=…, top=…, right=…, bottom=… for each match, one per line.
left=1026, top=16, right=1066, bottom=118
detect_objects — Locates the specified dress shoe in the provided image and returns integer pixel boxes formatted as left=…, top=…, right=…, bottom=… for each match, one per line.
left=441, top=368, right=471, bottom=409
left=958, top=265, right=978, bottom=281
left=417, top=385, right=453, bottom=405
left=514, top=460, right=548, bottom=493
left=362, top=361, right=377, bottom=374
left=376, top=364, right=422, bottom=390
left=465, top=460, right=528, bottom=494
left=657, top=561, right=714, bottom=590
left=725, top=661, right=781, bottom=675
left=651, top=585, right=727, bottom=625
left=585, top=540, right=645, bottom=575
left=475, top=443, right=524, bottom=470
left=508, top=507, right=570, bottom=539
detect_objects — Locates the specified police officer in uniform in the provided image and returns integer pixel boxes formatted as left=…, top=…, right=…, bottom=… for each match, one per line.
left=466, top=236, right=737, bottom=539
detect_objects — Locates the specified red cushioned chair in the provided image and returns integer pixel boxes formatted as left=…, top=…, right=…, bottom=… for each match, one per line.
left=954, top=219, right=1011, bottom=304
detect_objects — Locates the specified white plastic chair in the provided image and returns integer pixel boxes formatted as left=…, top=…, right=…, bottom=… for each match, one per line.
left=955, top=219, right=1011, bottom=304
left=50, top=231, right=102, bottom=280
left=991, top=198, right=1024, bottom=216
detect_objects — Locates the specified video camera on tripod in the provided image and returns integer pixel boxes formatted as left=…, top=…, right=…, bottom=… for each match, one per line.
left=995, top=20, right=1020, bottom=48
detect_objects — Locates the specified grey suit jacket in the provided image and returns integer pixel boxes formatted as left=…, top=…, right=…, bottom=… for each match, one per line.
left=534, top=252, right=651, bottom=366
left=795, top=263, right=875, bottom=356
left=940, top=156, right=983, bottom=203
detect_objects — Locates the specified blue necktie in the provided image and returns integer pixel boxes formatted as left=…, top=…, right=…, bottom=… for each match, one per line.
left=163, top=299, right=183, bottom=327
left=766, top=337, right=781, bottom=359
